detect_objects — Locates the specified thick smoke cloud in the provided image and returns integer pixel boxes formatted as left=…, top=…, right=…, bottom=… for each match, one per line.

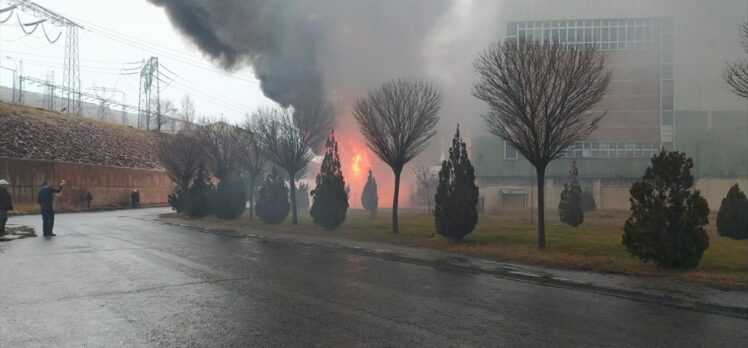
left=148, top=0, right=451, bottom=110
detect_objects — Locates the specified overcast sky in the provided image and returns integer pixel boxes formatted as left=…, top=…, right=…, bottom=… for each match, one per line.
left=0, top=0, right=276, bottom=123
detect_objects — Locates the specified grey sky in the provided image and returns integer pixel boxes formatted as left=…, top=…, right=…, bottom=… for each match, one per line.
left=0, top=0, right=276, bottom=123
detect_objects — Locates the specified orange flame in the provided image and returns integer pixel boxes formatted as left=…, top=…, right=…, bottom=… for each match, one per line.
left=322, top=127, right=409, bottom=209
left=352, top=153, right=362, bottom=177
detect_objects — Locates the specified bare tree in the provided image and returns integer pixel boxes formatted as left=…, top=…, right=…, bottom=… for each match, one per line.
left=725, top=21, right=748, bottom=98
left=239, top=114, right=268, bottom=221
left=152, top=97, right=178, bottom=132
left=181, top=95, right=196, bottom=129
left=291, top=94, right=335, bottom=153
left=413, top=165, right=436, bottom=215
left=354, top=79, right=442, bottom=234
left=195, top=119, right=248, bottom=219
left=473, top=39, right=611, bottom=249
left=194, top=119, right=241, bottom=181
left=254, top=108, right=314, bottom=225
left=725, top=21, right=748, bottom=176
left=155, top=132, right=202, bottom=194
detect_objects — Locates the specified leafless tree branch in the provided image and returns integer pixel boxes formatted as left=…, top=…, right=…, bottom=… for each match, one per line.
left=473, top=38, right=611, bottom=249
left=353, top=79, right=442, bottom=234
left=155, top=132, right=202, bottom=192
left=254, top=107, right=314, bottom=225
left=291, top=93, right=335, bottom=153
left=194, top=119, right=242, bottom=181
left=725, top=21, right=748, bottom=98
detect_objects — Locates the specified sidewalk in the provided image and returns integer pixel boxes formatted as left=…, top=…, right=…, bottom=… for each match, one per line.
left=160, top=215, right=748, bottom=320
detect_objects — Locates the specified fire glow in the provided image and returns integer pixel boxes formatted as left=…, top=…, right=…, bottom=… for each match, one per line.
left=335, top=135, right=407, bottom=209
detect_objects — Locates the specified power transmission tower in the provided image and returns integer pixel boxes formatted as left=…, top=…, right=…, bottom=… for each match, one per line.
left=89, top=86, right=124, bottom=121
left=7, top=0, right=82, bottom=115
left=63, top=25, right=81, bottom=115
left=42, top=70, right=56, bottom=110
left=137, top=57, right=159, bottom=130
left=121, top=57, right=174, bottom=130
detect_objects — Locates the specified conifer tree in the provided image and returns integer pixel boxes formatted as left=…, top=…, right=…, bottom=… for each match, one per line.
left=582, top=191, right=597, bottom=212
left=361, top=170, right=378, bottom=218
left=623, top=151, right=710, bottom=269
left=214, top=175, right=247, bottom=220
left=310, top=131, right=349, bottom=230
left=558, top=161, right=584, bottom=227
left=256, top=168, right=290, bottom=224
left=716, top=183, right=748, bottom=240
left=186, top=165, right=216, bottom=218
left=434, top=125, right=479, bottom=242
left=295, top=182, right=311, bottom=215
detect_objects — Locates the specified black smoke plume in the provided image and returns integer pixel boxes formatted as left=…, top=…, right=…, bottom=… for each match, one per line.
left=148, top=0, right=450, bottom=112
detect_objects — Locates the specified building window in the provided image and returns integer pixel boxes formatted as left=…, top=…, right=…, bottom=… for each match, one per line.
left=507, top=17, right=671, bottom=51
left=560, top=141, right=659, bottom=159
left=504, top=142, right=519, bottom=160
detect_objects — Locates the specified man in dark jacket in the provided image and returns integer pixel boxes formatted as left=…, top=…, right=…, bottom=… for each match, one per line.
left=37, top=180, right=65, bottom=237
left=0, top=179, right=12, bottom=235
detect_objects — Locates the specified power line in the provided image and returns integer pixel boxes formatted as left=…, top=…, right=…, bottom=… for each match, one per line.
left=62, top=14, right=260, bottom=84
left=3, top=0, right=82, bottom=115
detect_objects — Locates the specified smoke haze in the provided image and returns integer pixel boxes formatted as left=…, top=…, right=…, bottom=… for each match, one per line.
left=149, top=0, right=509, bottom=207
left=147, top=0, right=465, bottom=109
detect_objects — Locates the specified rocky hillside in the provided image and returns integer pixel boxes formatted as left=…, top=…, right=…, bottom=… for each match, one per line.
left=0, top=102, right=160, bottom=169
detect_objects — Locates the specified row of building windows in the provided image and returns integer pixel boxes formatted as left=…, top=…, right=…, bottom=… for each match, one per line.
left=504, top=141, right=662, bottom=160
left=507, top=18, right=673, bottom=51
left=563, top=141, right=662, bottom=159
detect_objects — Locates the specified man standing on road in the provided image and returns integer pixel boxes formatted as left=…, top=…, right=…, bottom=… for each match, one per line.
left=37, top=180, right=65, bottom=237
left=86, top=192, right=93, bottom=210
left=0, top=179, right=12, bottom=235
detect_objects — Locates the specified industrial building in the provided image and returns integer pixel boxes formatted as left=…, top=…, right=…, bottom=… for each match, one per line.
left=474, top=0, right=748, bottom=211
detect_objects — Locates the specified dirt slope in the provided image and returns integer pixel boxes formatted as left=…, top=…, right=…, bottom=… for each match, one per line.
left=0, top=102, right=160, bottom=169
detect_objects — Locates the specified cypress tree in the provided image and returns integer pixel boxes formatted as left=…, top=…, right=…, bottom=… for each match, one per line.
left=434, top=125, right=479, bottom=242
left=361, top=170, right=378, bottom=218
left=214, top=175, right=247, bottom=220
left=582, top=190, right=597, bottom=212
left=716, top=184, right=748, bottom=240
left=256, top=167, right=290, bottom=224
left=294, top=182, right=311, bottom=216
left=186, top=165, right=216, bottom=218
left=623, top=151, right=710, bottom=269
left=558, top=161, right=584, bottom=227
left=310, top=131, right=349, bottom=230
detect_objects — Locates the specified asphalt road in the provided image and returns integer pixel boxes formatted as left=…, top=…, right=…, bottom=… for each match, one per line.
left=1, top=209, right=746, bottom=347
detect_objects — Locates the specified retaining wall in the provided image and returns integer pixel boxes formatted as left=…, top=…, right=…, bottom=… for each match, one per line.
left=0, top=158, right=173, bottom=213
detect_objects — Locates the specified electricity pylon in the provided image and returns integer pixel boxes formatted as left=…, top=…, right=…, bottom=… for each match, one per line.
left=7, top=0, right=83, bottom=115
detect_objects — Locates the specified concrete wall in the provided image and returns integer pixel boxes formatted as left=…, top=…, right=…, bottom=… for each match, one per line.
left=697, top=177, right=748, bottom=209
left=480, top=176, right=748, bottom=213
left=0, top=158, right=173, bottom=213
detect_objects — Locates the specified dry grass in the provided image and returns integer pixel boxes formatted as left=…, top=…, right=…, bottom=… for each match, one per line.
left=175, top=208, right=748, bottom=289
left=1, top=101, right=160, bottom=168
left=0, top=102, right=148, bottom=135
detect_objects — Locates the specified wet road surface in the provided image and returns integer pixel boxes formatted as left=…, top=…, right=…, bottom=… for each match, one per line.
left=1, top=209, right=746, bottom=347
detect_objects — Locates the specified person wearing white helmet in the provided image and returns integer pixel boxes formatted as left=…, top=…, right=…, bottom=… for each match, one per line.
left=0, top=179, right=12, bottom=235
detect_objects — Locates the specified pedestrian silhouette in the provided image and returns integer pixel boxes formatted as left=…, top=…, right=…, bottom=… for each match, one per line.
left=0, top=179, right=13, bottom=235
left=38, top=180, right=65, bottom=237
